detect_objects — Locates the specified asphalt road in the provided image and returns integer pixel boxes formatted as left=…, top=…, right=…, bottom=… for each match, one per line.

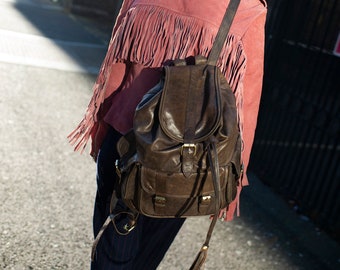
left=0, top=0, right=339, bottom=269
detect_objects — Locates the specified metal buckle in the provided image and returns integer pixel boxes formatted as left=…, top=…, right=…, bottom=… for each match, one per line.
left=181, top=143, right=197, bottom=155
left=111, top=212, right=138, bottom=235
left=115, top=160, right=121, bottom=176
left=200, top=195, right=212, bottom=205
left=123, top=222, right=136, bottom=233
left=154, top=195, right=166, bottom=206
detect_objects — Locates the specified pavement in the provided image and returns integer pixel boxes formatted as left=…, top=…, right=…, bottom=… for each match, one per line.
left=0, top=0, right=339, bottom=269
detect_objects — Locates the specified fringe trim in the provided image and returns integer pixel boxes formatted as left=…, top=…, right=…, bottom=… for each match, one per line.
left=68, top=4, right=246, bottom=155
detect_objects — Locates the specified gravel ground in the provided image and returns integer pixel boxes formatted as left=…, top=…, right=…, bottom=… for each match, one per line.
left=0, top=63, right=97, bottom=269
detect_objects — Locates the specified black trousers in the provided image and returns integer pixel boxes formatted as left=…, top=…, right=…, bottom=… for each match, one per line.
left=91, top=127, right=185, bottom=270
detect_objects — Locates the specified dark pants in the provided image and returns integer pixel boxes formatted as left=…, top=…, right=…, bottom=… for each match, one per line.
left=91, top=127, right=185, bottom=270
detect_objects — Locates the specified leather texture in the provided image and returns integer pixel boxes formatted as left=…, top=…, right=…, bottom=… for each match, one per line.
left=116, top=56, right=242, bottom=218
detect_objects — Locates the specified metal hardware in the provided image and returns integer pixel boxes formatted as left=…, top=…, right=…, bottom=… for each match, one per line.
left=200, top=195, right=212, bottom=205
left=154, top=195, right=166, bottom=206
left=202, top=245, right=209, bottom=251
left=181, top=143, right=197, bottom=155
left=110, top=212, right=138, bottom=235
left=115, top=160, right=121, bottom=176
left=123, top=222, right=136, bottom=233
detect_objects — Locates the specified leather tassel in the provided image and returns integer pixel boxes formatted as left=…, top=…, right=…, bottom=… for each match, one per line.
left=189, top=245, right=209, bottom=270
left=91, top=215, right=112, bottom=261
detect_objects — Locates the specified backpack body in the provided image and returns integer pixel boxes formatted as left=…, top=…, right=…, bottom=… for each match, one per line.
left=116, top=56, right=242, bottom=218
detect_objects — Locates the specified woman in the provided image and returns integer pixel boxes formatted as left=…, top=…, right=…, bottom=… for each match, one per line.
left=69, top=0, right=267, bottom=269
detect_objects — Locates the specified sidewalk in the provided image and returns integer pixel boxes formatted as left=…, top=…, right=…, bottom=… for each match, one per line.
left=0, top=0, right=339, bottom=269
left=0, top=0, right=108, bottom=74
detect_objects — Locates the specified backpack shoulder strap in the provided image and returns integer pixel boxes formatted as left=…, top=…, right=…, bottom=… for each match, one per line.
left=207, top=0, right=241, bottom=66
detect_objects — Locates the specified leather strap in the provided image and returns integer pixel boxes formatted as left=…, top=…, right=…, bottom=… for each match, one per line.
left=207, top=0, right=241, bottom=66
left=205, top=142, right=221, bottom=244
left=190, top=3, right=240, bottom=259
left=91, top=191, right=138, bottom=262
left=190, top=142, right=220, bottom=269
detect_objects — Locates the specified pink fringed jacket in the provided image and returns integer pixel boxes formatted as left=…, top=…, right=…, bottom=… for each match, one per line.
left=69, top=0, right=267, bottom=221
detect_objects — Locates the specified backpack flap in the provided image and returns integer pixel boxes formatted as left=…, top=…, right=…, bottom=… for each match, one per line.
left=159, top=60, right=222, bottom=143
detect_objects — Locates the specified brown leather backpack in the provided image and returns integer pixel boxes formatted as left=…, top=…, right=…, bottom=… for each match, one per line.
left=93, top=1, right=242, bottom=268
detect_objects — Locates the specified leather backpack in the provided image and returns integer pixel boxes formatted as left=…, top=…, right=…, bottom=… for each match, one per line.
left=92, top=1, right=242, bottom=268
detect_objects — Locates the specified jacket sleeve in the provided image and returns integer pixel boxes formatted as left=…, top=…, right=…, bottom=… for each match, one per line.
left=219, top=6, right=267, bottom=221
left=89, top=0, right=134, bottom=159
left=240, top=9, right=267, bottom=185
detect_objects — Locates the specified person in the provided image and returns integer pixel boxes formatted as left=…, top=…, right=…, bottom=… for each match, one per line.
left=68, top=0, right=267, bottom=269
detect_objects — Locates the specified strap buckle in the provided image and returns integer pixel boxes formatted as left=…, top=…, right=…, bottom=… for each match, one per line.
left=181, top=143, right=197, bottom=156
left=110, top=211, right=138, bottom=235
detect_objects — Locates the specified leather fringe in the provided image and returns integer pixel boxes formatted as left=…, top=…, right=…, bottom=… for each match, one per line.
left=68, top=4, right=246, bottom=161
left=190, top=245, right=209, bottom=270
left=91, top=215, right=112, bottom=261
